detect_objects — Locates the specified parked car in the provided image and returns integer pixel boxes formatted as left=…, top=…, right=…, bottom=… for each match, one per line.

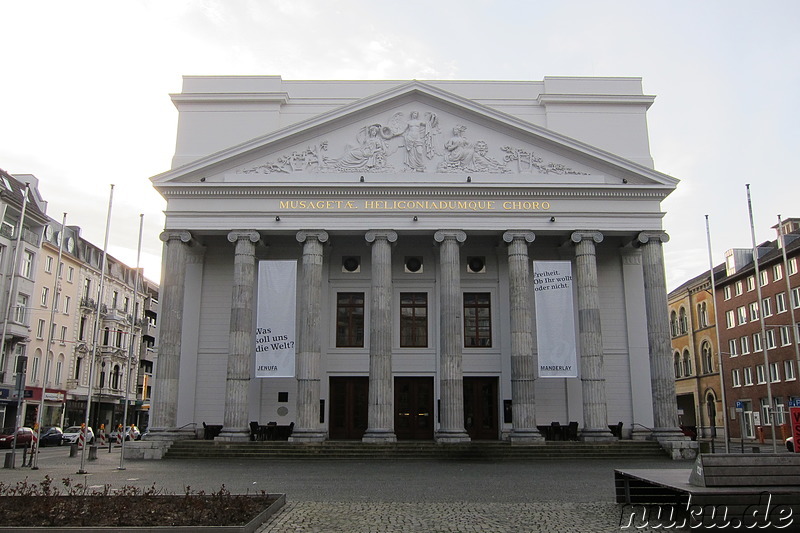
left=61, top=426, right=94, bottom=445
left=109, top=425, right=141, bottom=442
left=39, top=426, right=64, bottom=447
left=0, top=427, right=34, bottom=448
left=787, top=436, right=795, bottom=453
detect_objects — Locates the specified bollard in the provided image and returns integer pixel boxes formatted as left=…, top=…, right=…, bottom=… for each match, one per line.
left=22, top=447, right=27, bottom=467
left=69, top=443, right=78, bottom=457
left=3, top=453, right=12, bottom=469
left=88, top=445, right=98, bottom=461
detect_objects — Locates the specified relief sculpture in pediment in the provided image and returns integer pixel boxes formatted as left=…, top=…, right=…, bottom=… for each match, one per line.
left=238, top=110, right=587, bottom=176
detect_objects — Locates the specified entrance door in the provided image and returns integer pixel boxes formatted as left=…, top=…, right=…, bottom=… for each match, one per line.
left=329, top=377, right=369, bottom=440
left=463, top=376, right=498, bottom=440
left=394, top=377, right=434, bottom=440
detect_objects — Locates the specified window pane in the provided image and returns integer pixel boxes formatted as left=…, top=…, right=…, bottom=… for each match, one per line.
left=464, top=292, right=491, bottom=347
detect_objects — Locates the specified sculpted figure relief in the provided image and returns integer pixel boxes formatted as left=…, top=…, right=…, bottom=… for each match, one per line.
left=236, top=110, right=586, bottom=176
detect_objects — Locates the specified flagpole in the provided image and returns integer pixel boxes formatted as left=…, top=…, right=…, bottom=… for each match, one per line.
left=78, top=185, right=114, bottom=474
left=4, top=183, right=30, bottom=469
left=705, top=215, right=730, bottom=453
left=32, top=212, right=68, bottom=470
left=119, top=214, right=143, bottom=470
left=746, top=184, right=777, bottom=453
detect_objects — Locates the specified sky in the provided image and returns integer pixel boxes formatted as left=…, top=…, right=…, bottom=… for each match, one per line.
left=1, top=0, right=798, bottom=290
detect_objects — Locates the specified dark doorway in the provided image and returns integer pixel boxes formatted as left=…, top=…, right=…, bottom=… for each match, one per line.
left=463, top=376, right=498, bottom=440
left=394, top=377, right=434, bottom=440
left=329, top=377, right=369, bottom=440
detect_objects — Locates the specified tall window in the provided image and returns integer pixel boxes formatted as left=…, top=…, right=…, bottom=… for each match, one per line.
left=747, top=276, right=755, bottom=291
left=44, top=255, right=53, bottom=273
left=336, top=292, right=365, bottom=347
left=670, top=310, right=679, bottom=337
left=735, top=281, right=743, bottom=296
left=780, top=326, right=791, bottom=346
left=74, top=357, right=82, bottom=380
left=728, top=339, right=738, bottom=357
left=36, top=319, right=45, bottom=339
left=83, top=278, right=91, bottom=300
left=773, top=264, right=783, bottom=281
left=55, top=359, right=63, bottom=385
left=67, top=266, right=74, bottom=282
left=740, top=336, right=750, bottom=354
left=697, top=302, right=708, bottom=328
left=679, top=308, right=688, bottom=334
left=682, top=350, right=692, bottom=376
left=14, top=294, right=28, bottom=323
left=753, top=332, right=762, bottom=352
left=762, top=297, right=772, bottom=317
left=785, top=360, right=796, bottom=381
left=738, top=306, right=748, bottom=324
left=79, top=316, right=87, bottom=341
left=21, top=250, right=34, bottom=278
left=463, top=292, right=492, bottom=347
left=759, top=270, right=768, bottom=286
left=60, top=326, right=67, bottom=343
left=732, top=369, right=741, bottom=387
left=776, top=292, right=787, bottom=313
left=744, top=367, right=753, bottom=386
left=701, top=341, right=713, bottom=374
left=766, top=329, right=776, bottom=349
left=769, top=362, right=780, bottom=383
left=793, top=288, right=800, bottom=309
left=725, top=310, right=735, bottom=329
left=63, top=295, right=70, bottom=314
left=748, top=302, right=759, bottom=321
left=400, top=292, right=427, bottom=347
left=756, top=364, right=766, bottom=384
left=789, top=258, right=797, bottom=275
left=41, top=287, right=49, bottom=307
left=674, top=353, right=681, bottom=378
left=31, top=354, right=40, bottom=382
left=724, top=286, right=732, bottom=300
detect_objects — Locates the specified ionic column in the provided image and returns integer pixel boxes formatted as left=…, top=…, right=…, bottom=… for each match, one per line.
left=148, top=230, right=192, bottom=436
left=571, top=231, right=614, bottom=441
left=637, top=231, right=683, bottom=439
left=503, top=231, right=544, bottom=444
left=218, top=230, right=261, bottom=441
left=290, top=230, right=329, bottom=442
left=434, top=230, right=470, bottom=443
left=363, top=230, right=398, bottom=443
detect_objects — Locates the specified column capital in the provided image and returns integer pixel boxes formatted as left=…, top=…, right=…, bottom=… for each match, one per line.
left=365, top=230, right=398, bottom=244
left=570, top=230, right=603, bottom=244
left=227, top=229, right=261, bottom=244
left=434, top=230, right=467, bottom=244
left=503, top=230, right=536, bottom=244
left=159, top=230, right=192, bottom=244
left=296, top=229, right=329, bottom=244
left=636, top=231, right=670, bottom=245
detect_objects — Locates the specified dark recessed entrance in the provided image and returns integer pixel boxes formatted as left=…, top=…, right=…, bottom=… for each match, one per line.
left=463, top=376, right=498, bottom=440
left=329, top=376, right=368, bottom=440
left=394, top=377, right=434, bottom=440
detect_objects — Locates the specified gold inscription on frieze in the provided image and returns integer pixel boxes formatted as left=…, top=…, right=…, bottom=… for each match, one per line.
left=278, top=200, right=551, bottom=211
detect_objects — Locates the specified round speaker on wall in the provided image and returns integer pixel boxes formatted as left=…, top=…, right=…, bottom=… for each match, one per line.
left=467, top=256, right=485, bottom=273
left=405, top=256, right=423, bottom=273
left=342, top=256, right=360, bottom=272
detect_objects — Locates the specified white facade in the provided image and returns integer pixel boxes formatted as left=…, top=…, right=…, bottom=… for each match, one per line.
left=150, top=76, right=685, bottom=446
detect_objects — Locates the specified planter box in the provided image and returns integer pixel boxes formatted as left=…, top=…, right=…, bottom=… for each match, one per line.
left=0, top=494, right=285, bottom=533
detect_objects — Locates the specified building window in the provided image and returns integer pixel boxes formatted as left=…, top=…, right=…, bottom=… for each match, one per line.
left=63, top=295, right=70, bottom=314
left=780, top=326, right=791, bottom=346
left=766, top=329, right=776, bottom=350
left=760, top=398, right=771, bottom=426
left=124, top=296, right=130, bottom=313
left=31, top=354, right=40, bottom=383
left=683, top=350, right=692, bottom=376
left=36, top=319, right=45, bottom=339
left=793, top=288, right=800, bottom=309
left=400, top=292, right=428, bottom=348
left=777, top=292, right=787, bottom=313
left=67, top=266, right=74, bottom=282
left=79, top=316, right=87, bottom=341
left=785, top=360, right=796, bottom=381
left=463, top=292, right=492, bottom=347
left=83, top=278, right=91, bottom=300
left=55, top=360, right=62, bottom=385
left=60, top=326, right=67, bottom=344
left=744, top=367, right=753, bottom=386
left=336, top=292, right=365, bottom=348
left=728, top=339, right=738, bottom=357
left=679, top=307, right=688, bottom=334
left=674, top=353, right=681, bottom=378
left=747, top=276, right=755, bottom=291
left=74, top=357, right=82, bottom=380
left=760, top=270, right=768, bottom=286
left=773, top=264, right=783, bottom=281
left=112, top=364, right=121, bottom=390
left=112, top=290, right=119, bottom=311
left=41, top=287, right=49, bottom=307
left=738, top=305, right=748, bottom=324
left=774, top=397, right=787, bottom=425
left=724, top=286, right=732, bottom=300
left=789, top=258, right=798, bottom=275
left=753, top=332, right=762, bottom=352
left=740, top=336, right=750, bottom=354
left=725, top=310, right=735, bottom=329
left=20, top=250, right=34, bottom=279
left=769, top=362, right=780, bottom=383
left=748, top=302, right=758, bottom=321
left=732, top=369, right=741, bottom=387
left=697, top=302, right=708, bottom=328
left=44, top=255, right=53, bottom=273
left=670, top=310, right=679, bottom=337
left=756, top=364, right=766, bottom=384
left=762, top=297, right=772, bottom=317
left=701, top=342, right=713, bottom=374
left=14, top=293, right=28, bottom=323
left=735, top=281, right=743, bottom=296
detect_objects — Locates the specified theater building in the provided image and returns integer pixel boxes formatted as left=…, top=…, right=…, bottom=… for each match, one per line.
left=147, top=76, right=688, bottom=453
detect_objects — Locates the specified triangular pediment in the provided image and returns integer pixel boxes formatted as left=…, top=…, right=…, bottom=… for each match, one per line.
left=152, top=81, right=677, bottom=190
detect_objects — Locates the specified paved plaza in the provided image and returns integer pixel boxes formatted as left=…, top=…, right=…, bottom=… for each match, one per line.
left=1, top=445, right=700, bottom=532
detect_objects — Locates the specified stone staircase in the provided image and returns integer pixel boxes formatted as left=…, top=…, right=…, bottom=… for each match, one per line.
left=164, top=440, right=668, bottom=460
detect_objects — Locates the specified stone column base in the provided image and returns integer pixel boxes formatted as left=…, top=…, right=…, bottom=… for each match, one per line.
left=289, top=429, right=327, bottom=443
left=435, top=430, right=471, bottom=444
left=362, top=429, right=397, bottom=443
left=509, top=429, right=546, bottom=445
left=216, top=429, right=250, bottom=442
left=579, top=428, right=616, bottom=442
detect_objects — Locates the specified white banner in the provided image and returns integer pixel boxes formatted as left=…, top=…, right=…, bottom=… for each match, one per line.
left=533, top=261, right=578, bottom=378
left=255, top=260, right=297, bottom=378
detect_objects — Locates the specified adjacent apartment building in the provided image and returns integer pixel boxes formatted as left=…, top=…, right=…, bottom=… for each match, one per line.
left=0, top=168, right=159, bottom=433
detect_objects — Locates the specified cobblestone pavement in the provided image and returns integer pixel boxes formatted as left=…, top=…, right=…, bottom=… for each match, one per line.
left=2, top=447, right=696, bottom=532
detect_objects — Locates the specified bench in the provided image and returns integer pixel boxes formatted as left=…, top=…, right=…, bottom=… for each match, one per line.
left=689, top=453, right=800, bottom=487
